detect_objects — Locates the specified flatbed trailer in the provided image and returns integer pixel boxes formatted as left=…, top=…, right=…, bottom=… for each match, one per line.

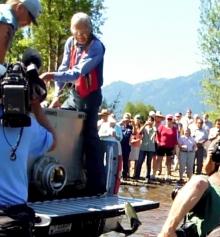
left=29, top=195, right=159, bottom=236
left=27, top=109, right=159, bottom=236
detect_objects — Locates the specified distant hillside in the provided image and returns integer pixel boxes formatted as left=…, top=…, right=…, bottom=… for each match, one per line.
left=102, top=71, right=207, bottom=115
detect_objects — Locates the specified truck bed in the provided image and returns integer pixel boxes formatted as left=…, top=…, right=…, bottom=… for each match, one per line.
left=29, top=195, right=159, bottom=219
left=29, top=195, right=159, bottom=236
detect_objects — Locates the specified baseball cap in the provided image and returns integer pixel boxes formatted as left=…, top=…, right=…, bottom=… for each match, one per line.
left=193, top=114, right=199, bottom=119
left=20, top=0, right=42, bottom=25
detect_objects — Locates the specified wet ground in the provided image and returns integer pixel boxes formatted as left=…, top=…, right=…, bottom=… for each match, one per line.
left=116, top=174, right=182, bottom=237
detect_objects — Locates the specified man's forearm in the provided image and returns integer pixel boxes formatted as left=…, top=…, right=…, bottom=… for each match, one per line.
left=203, top=155, right=216, bottom=175
left=159, top=176, right=209, bottom=236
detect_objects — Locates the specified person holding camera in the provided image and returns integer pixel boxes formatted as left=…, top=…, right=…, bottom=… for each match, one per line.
left=40, top=12, right=106, bottom=196
left=0, top=60, right=56, bottom=235
left=0, top=0, right=41, bottom=64
left=0, top=112, right=55, bottom=236
left=158, top=143, right=220, bottom=237
left=0, top=2, right=57, bottom=235
left=0, top=0, right=56, bottom=146
left=119, top=112, right=134, bottom=180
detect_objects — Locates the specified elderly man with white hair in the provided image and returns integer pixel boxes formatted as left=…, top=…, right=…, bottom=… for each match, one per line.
left=40, top=12, right=106, bottom=195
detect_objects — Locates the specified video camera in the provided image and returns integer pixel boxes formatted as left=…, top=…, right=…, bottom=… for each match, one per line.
left=0, top=48, right=47, bottom=127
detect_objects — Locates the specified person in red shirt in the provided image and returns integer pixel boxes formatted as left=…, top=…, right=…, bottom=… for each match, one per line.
left=156, top=114, right=178, bottom=180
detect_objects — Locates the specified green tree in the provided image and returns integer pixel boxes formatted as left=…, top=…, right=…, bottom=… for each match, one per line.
left=32, top=0, right=105, bottom=72
left=7, top=29, right=32, bottom=62
left=7, top=0, right=105, bottom=71
left=124, top=102, right=136, bottom=116
left=124, top=102, right=155, bottom=121
left=200, top=0, right=220, bottom=117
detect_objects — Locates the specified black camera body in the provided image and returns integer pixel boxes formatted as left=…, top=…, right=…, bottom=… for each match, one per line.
left=211, top=141, right=220, bottom=163
left=0, top=49, right=47, bottom=127
left=1, top=62, right=31, bottom=127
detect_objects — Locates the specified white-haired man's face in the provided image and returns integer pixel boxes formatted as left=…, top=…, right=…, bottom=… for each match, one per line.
left=71, top=22, right=91, bottom=45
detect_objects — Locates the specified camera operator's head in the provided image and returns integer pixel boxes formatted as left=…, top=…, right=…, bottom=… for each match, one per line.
left=7, top=0, right=41, bottom=27
left=205, top=133, right=220, bottom=176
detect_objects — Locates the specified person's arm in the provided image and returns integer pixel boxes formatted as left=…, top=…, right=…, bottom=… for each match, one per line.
left=158, top=176, right=209, bottom=237
left=31, top=101, right=57, bottom=151
left=177, top=137, right=185, bottom=150
left=139, top=121, right=148, bottom=133
left=29, top=114, right=54, bottom=157
left=40, top=39, right=104, bottom=83
left=203, top=155, right=217, bottom=176
left=115, top=125, right=123, bottom=141
left=0, top=23, right=14, bottom=63
left=130, top=134, right=139, bottom=144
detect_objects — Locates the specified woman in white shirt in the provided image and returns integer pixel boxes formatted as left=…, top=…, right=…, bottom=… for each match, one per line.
left=178, top=128, right=197, bottom=183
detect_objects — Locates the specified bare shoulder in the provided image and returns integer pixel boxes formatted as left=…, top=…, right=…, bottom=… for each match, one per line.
left=209, top=172, right=220, bottom=186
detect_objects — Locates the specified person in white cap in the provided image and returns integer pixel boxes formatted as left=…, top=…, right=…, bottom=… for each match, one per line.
left=0, top=2, right=57, bottom=236
left=0, top=0, right=56, bottom=147
left=149, top=110, right=156, bottom=117
left=0, top=0, right=41, bottom=64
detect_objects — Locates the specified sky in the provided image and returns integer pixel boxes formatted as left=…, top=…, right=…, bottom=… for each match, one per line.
left=100, top=0, right=202, bottom=86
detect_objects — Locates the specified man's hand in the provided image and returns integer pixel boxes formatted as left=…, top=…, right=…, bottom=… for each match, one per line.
left=49, top=97, right=61, bottom=108
left=40, top=72, right=54, bottom=82
left=203, top=154, right=216, bottom=176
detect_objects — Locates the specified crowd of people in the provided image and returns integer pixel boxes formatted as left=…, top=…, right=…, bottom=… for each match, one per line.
left=1, top=1, right=219, bottom=235
left=97, top=108, right=220, bottom=184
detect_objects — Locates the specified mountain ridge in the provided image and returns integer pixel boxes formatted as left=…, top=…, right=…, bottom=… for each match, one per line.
left=102, top=70, right=206, bottom=115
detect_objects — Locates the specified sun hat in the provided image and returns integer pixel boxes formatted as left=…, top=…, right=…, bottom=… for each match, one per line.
left=123, top=112, right=131, bottom=120
left=155, top=111, right=165, bottom=118
left=98, top=109, right=110, bottom=116
left=20, top=0, right=42, bottom=25
left=193, top=114, right=200, bottom=119
left=175, top=112, right=181, bottom=117
left=149, top=111, right=156, bottom=117
left=166, top=114, right=173, bottom=120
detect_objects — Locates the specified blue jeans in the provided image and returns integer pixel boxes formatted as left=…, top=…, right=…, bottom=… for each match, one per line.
left=135, top=150, right=154, bottom=179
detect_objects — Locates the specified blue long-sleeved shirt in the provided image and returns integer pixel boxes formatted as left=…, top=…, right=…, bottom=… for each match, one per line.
left=53, top=36, right=105, bottom=96
left=0, top=114, right=53, bottom=205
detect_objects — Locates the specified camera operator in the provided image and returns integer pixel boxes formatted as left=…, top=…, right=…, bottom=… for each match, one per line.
left=0, top=0, right=41, bottom=63
left=0, top=64, right=56, bottom=236
left=0, top=2, right=57, bottom=235
left=0, top=0, right=56, bottom=149
left=0, top=58, right=56, bottom=236
left=158, top=139, right=220, bottom=237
